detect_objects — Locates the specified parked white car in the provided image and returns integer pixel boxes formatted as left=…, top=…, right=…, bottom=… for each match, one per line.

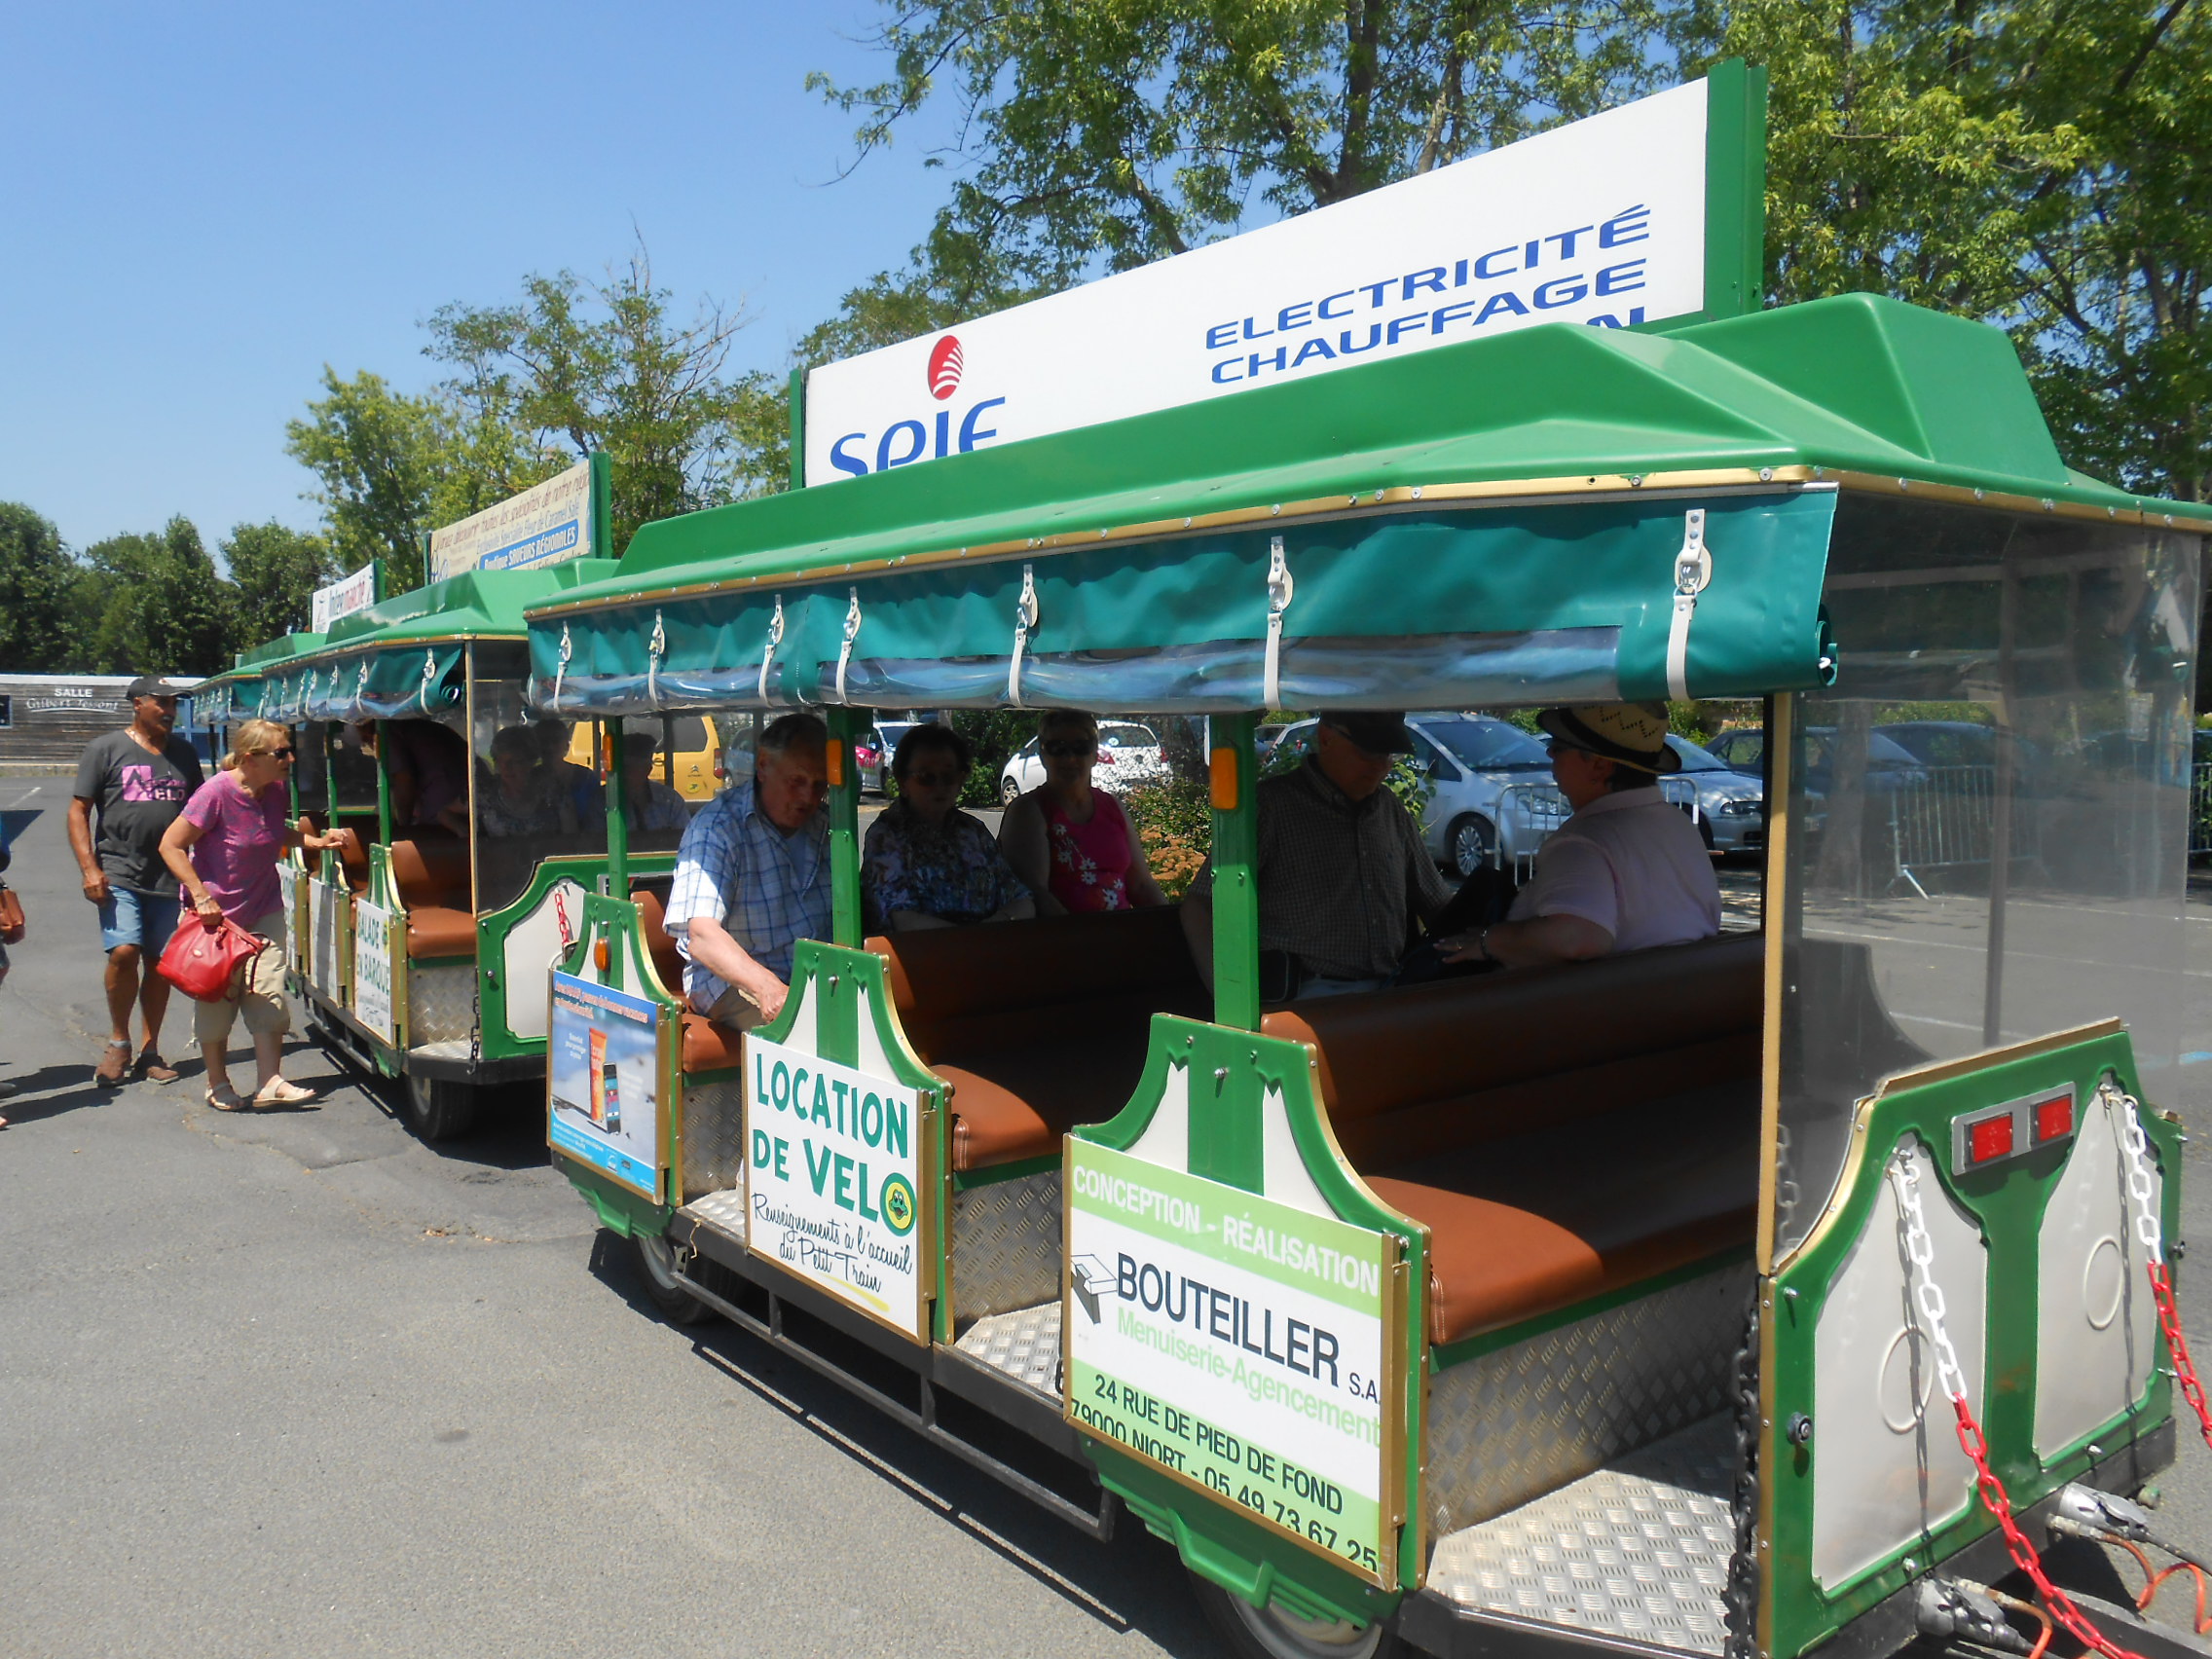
left=998, top=720, right=1170, bottom=804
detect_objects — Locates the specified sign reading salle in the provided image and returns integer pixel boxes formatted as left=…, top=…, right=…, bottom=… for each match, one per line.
left=804, top=77, right=1713, bottom=484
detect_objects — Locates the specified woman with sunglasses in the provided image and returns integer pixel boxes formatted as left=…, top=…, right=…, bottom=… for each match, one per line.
left=861, top=724, right=1033, bottom=932
left=159, top=719, right=345, bottom=1110
left=998, top=710, right=1167, bottom=917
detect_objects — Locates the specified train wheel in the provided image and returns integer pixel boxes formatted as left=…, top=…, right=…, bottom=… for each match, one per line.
left=633, top=1233, right=717, bottom=1325
left=401, top=1071, right=480, bottom=1142
left=1189, top=1574, right=1398, bottom=1659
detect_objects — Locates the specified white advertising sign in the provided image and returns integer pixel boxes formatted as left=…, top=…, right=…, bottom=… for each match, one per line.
left=311, top=563, right=378, bottom=633
left=805, top=78, right=1710, bottom=484
left=310, top=877, right=344, bottom=998
left=744, top=1035, right=925, bottom=1337
left=1066, top=1141, right=1395, bottom=1583
left=428, top=460, right=594, bottom=582
left=353, top=900, right=397, bottom=1045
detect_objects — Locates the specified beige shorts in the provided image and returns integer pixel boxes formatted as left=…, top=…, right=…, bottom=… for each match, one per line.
left=194, top=914, right=291, bottom=1046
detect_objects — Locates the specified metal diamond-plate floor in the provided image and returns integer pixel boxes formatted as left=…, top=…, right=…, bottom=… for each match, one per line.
left=951, top=1301, right=1062, bottom=1400
left=683, top=1187, right=749, bottom=1242
left=1424, top=1413, right=1737, bottom=1655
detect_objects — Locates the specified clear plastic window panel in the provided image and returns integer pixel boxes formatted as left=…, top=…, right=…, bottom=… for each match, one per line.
left=470, top=677, right=608, bottom=914
left=1773, top=496, right=2199, bottom=1256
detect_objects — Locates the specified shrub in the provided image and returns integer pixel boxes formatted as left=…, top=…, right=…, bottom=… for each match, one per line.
left=1120, top=776, right=1211, bottom=901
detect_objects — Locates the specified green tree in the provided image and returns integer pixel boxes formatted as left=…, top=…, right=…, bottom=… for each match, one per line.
left=284, top=369, right=449, bottom=590
left=424, top=245, right=787, bottom=551
left=221, top=521, right=336, bottom=648
left=80, top=518, right=235, bottom=676
left=0, top=502, right=86, bottom=673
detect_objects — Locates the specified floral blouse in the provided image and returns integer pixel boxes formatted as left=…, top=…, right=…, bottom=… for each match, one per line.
left=863, top=798, right=1031, bottom=928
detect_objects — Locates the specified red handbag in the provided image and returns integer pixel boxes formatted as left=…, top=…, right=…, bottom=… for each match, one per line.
left=158, top=913, right=267, bottom=1002
left=0, top=883, right=22, bottom=945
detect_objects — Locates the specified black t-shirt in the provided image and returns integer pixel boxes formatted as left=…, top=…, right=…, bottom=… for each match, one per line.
left=73, top=728, right=204, bottom=895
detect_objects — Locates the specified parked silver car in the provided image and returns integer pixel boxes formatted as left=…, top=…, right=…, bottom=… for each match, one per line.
left=1661, top=733, right=1765, bottom=856
left=1274, top=715, right=1570, bottom=876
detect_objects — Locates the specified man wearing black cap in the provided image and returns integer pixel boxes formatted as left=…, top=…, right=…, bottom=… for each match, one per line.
left=1439, top=701, right=1718, bottom=970
left=1182, top=711, right=1450, bottom=998
left=68, top=676, right=204, bottom=1085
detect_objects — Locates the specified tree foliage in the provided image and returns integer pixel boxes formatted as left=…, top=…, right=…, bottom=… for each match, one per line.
left=221, top=521, right=337, bottom=646
left=78, top=518, right=236, bottom=677
left=0, top=503, right=83, bottom=674
left=283, top=369, right=449, bottom=591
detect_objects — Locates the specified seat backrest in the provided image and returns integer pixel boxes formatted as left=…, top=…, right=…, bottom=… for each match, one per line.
left=1263, top=934, right=1764, bottom=1167
left=870, top=905, right=1206, bottom=1059
left=631, top=887, right=686, bottom=999
left=389, top=834, right=470, bottom=911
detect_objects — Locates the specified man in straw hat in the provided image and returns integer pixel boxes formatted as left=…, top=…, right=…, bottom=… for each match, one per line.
left=1439, top=701, right=1718, bottom=971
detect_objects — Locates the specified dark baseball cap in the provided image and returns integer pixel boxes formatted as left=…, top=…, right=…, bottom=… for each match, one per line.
left=126, top=676, right=178, bottom=701
left=1318, top=711, right=1417, bottom=756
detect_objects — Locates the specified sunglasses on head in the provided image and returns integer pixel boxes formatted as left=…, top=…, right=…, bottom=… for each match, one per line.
left=1043, top=739, right=1096, bottom=758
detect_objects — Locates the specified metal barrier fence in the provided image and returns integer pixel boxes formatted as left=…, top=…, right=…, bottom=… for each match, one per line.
left=1885, top=764, right=2040, bottom=898
left=1495, top=782, right=1570, bottom=879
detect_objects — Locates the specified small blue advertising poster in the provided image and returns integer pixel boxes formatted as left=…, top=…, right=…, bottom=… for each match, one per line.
left=548, top=970, right=663, bottom=1198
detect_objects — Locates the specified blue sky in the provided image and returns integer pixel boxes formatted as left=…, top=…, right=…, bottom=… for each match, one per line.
left=0, top=2, right=959, bottom=556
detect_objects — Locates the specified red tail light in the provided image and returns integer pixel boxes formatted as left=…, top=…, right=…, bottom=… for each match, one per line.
left=2034, top=1092, right=2074, bottom=1144
left=1969, top=1115, right=2014, bottom=1164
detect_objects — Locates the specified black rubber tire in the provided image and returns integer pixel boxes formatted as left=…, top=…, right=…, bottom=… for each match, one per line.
left=1189, top=1573, right=1399, bottom=1659
left=1000, top=775, right=1023, bottom=806
left=633, top=1233, right=717, bottom=1325
left=1447, top=813, right=1498, bottom=879
left=401, top=1070, right=481, bottom=1142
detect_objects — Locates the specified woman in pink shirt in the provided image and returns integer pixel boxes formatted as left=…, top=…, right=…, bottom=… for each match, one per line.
left=160, top=720, right=343, bottom=1111
left=998, top=710, right=1167, bottom=916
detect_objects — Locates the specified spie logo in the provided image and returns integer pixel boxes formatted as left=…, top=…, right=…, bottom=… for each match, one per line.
left=927, top=335, right=964, bottom=400
left=828, top=333, right=1004, bottom=477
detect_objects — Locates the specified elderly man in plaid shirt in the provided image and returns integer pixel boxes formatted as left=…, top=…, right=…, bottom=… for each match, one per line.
left=664, top=713, right=832, bottom=1029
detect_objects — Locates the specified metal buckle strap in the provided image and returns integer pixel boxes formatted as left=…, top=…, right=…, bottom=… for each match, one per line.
left=423, top=646, right=445, bottom=717
left=836, top=589, right=862, bottom=703
left=1263, top=535, right=1294, bottom=711
left=1008, top=564, right=1040, bottom=707
left=757, top=596, right=785, bottom=706
left=1667, top=507, right=1712, bottom=701
left=645, top=609, right=666, bottom=708
left=353, top=659, right=370, bottom=720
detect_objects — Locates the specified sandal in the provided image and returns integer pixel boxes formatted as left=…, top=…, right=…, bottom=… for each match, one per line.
left=133, top=1049, right=181, bottom=1084
left=205, top=1084, right=247, bottom=1112
left=94, top=1039, right=131, bottom=1087
left=253, top=1078, right=318, bottom=1107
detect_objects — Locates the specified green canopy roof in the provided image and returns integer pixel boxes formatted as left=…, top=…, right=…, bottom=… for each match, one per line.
left=242, top=561, right=617, bottom=722
left=499, top=294, right=2201, bottom=714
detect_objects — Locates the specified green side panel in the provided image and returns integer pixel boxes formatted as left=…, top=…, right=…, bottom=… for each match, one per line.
left=560, top=1154, right=674, bottom=1238
left=1765, top=1030, right=2180, bottom=1659
left=1073, top=1015, right=1429, bottom=1604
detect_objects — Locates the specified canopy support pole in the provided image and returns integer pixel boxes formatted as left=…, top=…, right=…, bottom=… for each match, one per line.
left=827, top=708, right=867, bottom=947
left=374, top=720, right=393, bottom=848
left=605, top=720, right=630, bottom=916
left=1209, top=712, right=1262, bottom=1032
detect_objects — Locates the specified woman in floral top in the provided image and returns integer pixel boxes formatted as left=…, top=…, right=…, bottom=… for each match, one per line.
left=863, top=725, right=1034, bottom=932
left=999, top=710, right=1168, bottom=916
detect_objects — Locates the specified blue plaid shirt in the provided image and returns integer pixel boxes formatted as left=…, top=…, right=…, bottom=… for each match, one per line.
left=663, top=780, right=830, bottom=1011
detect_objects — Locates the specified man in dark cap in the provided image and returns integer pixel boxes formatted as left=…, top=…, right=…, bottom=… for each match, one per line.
left=1439, top=701, right=1718, bottom=970
left=1182, top=711, right=1450, bottom=998
left=68, top=676, right=203, bottom=1085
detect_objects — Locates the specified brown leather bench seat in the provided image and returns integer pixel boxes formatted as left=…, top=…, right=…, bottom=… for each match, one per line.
left=389, top=834, right=476, bottom=959
left=873, top=906, right=1210, bottom=1170
left=1263, top=934, right=1763, bottom=1347
left=630, top=889, right=747, bottom=1074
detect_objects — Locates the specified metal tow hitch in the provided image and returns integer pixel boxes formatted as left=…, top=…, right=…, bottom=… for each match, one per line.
left=1915, top=1576, right=2031, bottom=1653
left=2050, top=1483, right=2157, bottom=1543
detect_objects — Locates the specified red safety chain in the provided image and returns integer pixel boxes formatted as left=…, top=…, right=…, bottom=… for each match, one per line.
left=1954, top=1397, right=2146, bottom=1659
left=554, top=887, right=574, bottom=951
left=2147, top=1263, right=2212, bottom=1448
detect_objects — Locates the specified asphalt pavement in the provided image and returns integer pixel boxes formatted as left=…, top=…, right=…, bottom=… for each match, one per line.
left=2, top=775, right=2210, bottom=1658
